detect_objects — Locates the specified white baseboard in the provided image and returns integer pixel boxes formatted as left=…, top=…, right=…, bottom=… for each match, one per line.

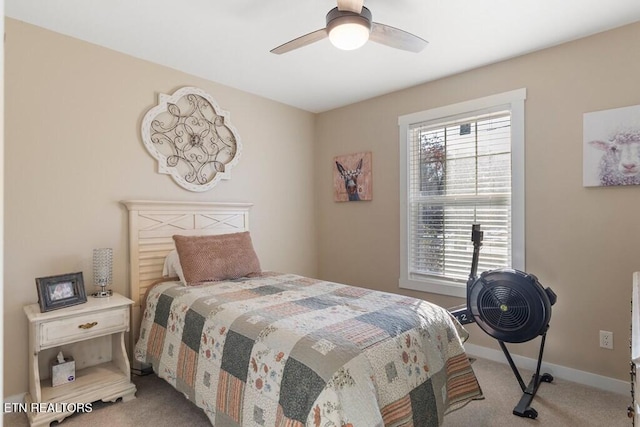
left=464, top=343, right=629, bottom=396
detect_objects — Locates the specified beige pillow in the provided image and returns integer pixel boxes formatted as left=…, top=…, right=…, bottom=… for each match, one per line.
left=173, top=232, right=261, bottom=285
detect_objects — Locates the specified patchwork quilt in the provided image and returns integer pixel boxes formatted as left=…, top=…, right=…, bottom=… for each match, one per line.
left=135, top=272, right=482, bottom=426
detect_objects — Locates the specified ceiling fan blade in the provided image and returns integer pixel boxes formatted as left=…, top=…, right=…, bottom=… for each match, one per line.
left=270, top=28, right=328, bottom=54
left=337, top=0, right=363, bottom=13
left=370, top=22, right=428, bottom=53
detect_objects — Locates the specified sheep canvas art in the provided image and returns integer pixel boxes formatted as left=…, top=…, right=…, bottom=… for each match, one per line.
left=333, top=151, right=372, bottom=201
left=583, top=104, right=640, bottom=187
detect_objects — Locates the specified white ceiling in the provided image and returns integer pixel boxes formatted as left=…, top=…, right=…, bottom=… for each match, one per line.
left=6, top=0, right=640, bottom=113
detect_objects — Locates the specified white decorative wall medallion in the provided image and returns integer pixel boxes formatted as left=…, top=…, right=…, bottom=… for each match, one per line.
left=141, top=87, right=242, bottom=192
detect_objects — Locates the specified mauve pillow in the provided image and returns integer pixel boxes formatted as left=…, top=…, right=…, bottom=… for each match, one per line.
left=172, top=232, right=261, bottom=285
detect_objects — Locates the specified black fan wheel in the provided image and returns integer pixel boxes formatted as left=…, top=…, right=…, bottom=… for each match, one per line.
left=468, top=269, right=552, bottom=343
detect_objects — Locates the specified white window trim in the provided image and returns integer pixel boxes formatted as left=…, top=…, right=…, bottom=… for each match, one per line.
left=398, top=89, right=526, bottom=298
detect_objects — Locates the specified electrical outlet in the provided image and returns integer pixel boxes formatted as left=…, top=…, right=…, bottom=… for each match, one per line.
left=599, top=330, right=613, bottom=349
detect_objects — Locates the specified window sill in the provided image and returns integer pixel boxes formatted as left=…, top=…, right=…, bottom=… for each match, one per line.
left=399, top=277, right=467, bottom=298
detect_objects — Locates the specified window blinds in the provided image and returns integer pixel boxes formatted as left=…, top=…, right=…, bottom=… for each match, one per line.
left=408, top=111, right=512, bottom=283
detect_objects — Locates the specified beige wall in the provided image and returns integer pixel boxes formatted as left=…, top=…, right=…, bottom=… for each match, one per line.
left=315, top=22, right=640, bottom=382
left=4, top=19, right=317, bottom=396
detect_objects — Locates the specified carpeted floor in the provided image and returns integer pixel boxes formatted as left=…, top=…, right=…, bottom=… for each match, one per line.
left=4, top=357, right=631, bottom=426
left=442, top=358, right=630, bottom=427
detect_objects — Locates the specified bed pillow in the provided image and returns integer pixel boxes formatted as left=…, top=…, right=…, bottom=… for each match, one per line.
left=162, top=250, right=187, bottom=285
left=173, top=231, right=261, bottom=285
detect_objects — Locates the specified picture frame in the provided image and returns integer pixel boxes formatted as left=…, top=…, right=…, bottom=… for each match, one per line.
left=36, top=272, right=87, bottom=312
left=333, top=151, right=373, bottom=202
left=583, top=104, right=640, bottom=187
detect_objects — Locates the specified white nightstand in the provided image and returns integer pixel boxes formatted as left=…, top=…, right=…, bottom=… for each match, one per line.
left=23, top=292, right=137, bottom=426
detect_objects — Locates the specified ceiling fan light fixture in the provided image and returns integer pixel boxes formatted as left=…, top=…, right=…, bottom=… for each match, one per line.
left=325, top=7, right=372, bottom=51
left=270, top=4, right=427, bottom=55
left=329, top=21, right=370, bottom=50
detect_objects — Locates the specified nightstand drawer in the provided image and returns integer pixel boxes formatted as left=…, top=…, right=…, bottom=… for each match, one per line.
left=39, top=307, right=128, bottom=348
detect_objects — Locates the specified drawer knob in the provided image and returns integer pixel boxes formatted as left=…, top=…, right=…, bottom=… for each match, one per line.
left=78, top=322, right=98, bottom=329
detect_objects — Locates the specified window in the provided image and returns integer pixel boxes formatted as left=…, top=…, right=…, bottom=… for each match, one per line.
left=399, top=89, right=526, bottom=297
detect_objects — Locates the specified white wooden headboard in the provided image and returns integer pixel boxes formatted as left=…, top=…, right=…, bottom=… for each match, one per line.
left=121, top=200, right=252, bottom=345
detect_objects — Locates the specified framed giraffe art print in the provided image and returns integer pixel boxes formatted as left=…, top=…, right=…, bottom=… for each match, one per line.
left=333, top=151, right=372, bottom=202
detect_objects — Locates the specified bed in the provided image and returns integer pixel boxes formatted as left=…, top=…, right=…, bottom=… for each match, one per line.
left=122, top=200, right=482, bottom=426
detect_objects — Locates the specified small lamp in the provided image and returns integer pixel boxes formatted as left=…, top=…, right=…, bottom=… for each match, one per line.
left=92, top=248, right=113, bottom=298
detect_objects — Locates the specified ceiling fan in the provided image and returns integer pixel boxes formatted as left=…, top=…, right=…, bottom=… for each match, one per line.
left=270, top=0, right=428, bottom=54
